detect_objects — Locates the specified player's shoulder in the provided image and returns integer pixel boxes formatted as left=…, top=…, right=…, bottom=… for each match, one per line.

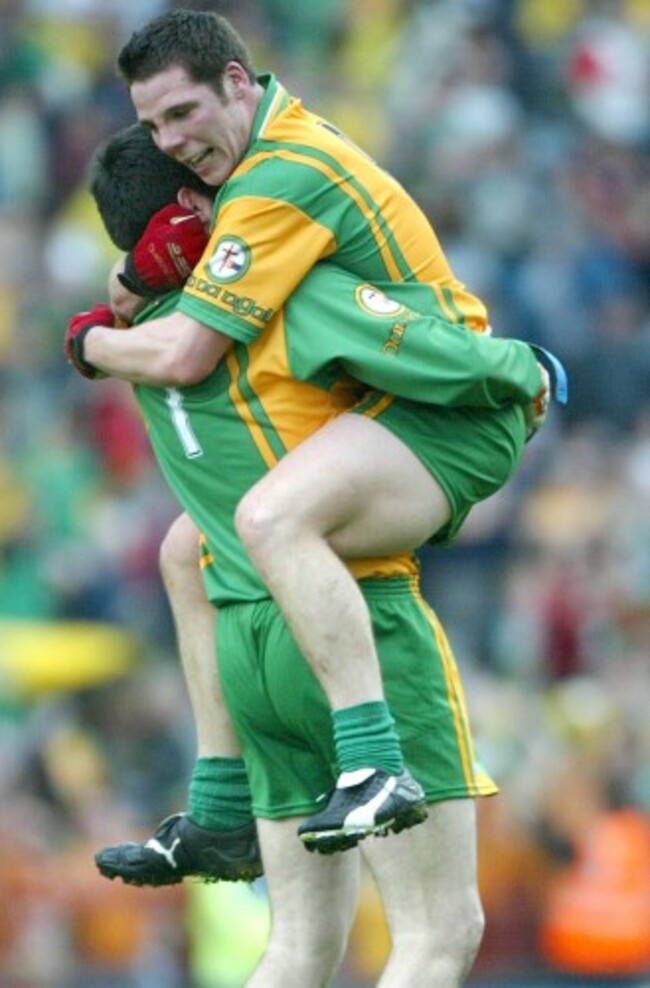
left=221, top=139, right=332, bottom=206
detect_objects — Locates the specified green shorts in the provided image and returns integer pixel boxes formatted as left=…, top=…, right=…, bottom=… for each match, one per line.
left=355, top=396, right=527, bottom=544
left=217, top=578, right=498, bottom=820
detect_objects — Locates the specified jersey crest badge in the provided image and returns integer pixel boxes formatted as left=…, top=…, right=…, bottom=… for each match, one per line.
left=207, top=237, right=251, bottom=282
left=355, top=285, right=405, bottom=318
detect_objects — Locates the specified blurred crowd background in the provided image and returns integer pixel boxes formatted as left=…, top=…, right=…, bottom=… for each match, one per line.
left=1, top=0, right=650, bottom=985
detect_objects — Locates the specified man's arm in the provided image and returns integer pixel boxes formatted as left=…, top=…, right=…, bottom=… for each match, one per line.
left=83, top=310, right=233, bottom=386
left=341, top=327, right=546, bottom=409
left=284, top=270, right=547, bottom=409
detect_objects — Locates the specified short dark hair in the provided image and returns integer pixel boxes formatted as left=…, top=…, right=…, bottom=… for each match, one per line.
left=117, top=9, right=256, bottom=96
left=88, top=123, right=214, bottom=250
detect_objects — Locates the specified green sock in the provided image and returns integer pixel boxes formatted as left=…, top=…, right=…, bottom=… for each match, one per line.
left=188, top=756, right=253, bottom=831
left=332, top=701, right=404, bottom=776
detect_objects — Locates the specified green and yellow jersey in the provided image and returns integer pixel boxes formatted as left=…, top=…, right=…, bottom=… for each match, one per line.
left=134, top=263, right=539, bottom=606
left=178, top=73, right=489, bottom=344
left=134, top=292, right=417, bottom=608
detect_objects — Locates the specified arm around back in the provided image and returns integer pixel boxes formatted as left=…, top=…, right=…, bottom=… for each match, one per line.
left=83, top=309, right=233, bottom=387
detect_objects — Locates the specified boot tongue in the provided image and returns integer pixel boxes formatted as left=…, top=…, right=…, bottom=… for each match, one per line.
left=337, top=767, right=376, bottom=789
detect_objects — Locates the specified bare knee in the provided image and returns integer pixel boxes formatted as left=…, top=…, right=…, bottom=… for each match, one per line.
left=235, top=482, right=304, bottom=560
left=392, top=893, right=485, bottom=983
left=449, top=893, right=485, bottom=975
left=159, top=512, right=201, bottom=587
left=254, top=928, right=348, bottom=987
left=435, top=889, right=485, bottom=968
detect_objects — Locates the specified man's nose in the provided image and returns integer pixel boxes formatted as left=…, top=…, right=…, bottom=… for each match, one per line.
left=156, top=123, right=185, bottom=155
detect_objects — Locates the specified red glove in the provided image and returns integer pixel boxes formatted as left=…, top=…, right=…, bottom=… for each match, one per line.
left=118, top=204, right=209, bottom=297
left=65, top=303, right=115, bottom=379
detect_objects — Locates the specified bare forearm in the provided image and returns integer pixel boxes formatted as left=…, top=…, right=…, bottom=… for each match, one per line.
left=84, top=322, right=176, bottom=384
left=84, top=313, right=233, bottom=386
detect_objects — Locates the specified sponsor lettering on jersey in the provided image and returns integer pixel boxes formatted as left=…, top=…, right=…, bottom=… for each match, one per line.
left=186, top=274, right=275, bottom=325
left=382, top=322, right=407, bottom=356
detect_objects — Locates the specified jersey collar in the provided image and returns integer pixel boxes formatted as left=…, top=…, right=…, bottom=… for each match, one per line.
left=249, top=73, right=291, bottom=143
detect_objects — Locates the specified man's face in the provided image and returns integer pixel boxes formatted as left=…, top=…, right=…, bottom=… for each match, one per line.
left=132, top=64, right=255, bottom=187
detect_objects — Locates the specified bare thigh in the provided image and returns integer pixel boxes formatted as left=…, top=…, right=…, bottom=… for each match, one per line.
left=244, top=413, right=450, bottom=557
left=362, top=799, right=480, bottom=930
left=360, top=800, right=485, bottom=985
left=248, top=817, right=361, bottom=987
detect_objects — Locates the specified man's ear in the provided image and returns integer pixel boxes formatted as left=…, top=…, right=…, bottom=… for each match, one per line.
left=176, top=187, right=213, bottom=230
left=177, top=187, right=194, bottom=210
left=223, top=61, right=250, bottom=99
